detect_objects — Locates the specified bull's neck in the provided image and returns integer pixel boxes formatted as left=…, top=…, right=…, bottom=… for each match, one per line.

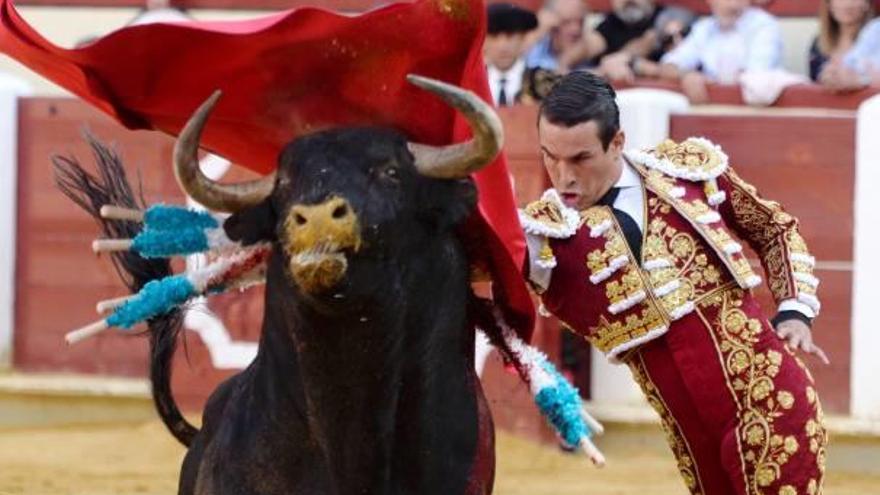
left=254, top=240, right=478, bottom=494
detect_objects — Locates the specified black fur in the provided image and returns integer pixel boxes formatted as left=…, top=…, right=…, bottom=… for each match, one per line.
left=56, top=128, right=522, bottom=495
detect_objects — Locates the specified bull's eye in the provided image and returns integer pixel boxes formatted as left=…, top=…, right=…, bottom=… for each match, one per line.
left=378, top=166, right=399, bottom=182
left=294, top=212, right=307, bottom=226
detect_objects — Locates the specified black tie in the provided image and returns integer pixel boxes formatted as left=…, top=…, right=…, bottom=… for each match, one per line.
left=597, top=187, right=642, bottom=262
left=498, top=77, right=508, bottom=106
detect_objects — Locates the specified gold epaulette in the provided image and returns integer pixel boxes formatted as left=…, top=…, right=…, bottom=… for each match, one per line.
left=626, top=137, right=730, bottom=206
left=518, top=189, right=580, bottom=239
left=626, top=137, right=729, bottom=181
left=519, top=190, right=581, bottom=270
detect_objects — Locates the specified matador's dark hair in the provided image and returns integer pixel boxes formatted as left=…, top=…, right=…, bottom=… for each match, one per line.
left=539, top=71, right=620, bottom=150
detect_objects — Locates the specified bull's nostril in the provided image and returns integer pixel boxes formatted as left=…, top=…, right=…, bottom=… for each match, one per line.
left=294, top=213, right=307, bottom=226
left=332, top=204, right=348, bottom=219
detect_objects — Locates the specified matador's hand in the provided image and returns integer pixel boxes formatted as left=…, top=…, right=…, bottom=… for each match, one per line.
left=775, top=319, right=830, bottom=365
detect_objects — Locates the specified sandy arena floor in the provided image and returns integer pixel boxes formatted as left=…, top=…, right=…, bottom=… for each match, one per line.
left=0, top=421, right=878, bottom=494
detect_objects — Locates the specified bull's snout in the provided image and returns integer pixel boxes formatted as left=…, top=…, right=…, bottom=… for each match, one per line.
left=283, top=196, right=361, bottom=294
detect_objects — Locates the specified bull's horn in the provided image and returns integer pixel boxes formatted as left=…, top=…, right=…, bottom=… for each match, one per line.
left=174, top=90, right=275, bottom=212
left=406, top=75, right=504, bottom=179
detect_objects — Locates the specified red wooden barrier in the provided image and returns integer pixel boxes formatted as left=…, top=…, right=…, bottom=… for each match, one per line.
left=617, top=79, right=880, bottom=111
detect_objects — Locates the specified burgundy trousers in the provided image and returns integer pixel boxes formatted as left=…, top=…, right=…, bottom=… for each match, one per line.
left=625, top=288, right=827, bottom=495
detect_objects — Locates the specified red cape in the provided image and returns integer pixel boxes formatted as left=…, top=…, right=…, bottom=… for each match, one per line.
left=0, top=0, right=534, bottom=338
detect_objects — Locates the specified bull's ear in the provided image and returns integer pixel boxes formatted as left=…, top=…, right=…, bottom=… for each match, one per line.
left=423, top=178, right=477, bottom=230
left=223, top=199, right=278, bottom=245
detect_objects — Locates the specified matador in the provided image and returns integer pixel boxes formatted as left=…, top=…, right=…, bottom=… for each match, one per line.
left=521, top=71, right=828, bottom=495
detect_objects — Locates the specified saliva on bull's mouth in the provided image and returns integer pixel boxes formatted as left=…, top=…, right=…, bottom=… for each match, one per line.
left=282, top=194, right=364, bottom=294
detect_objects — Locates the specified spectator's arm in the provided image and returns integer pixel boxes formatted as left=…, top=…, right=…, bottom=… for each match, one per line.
left=615, top=30, right=659, bottom=58
left=558, top=31, right=607, bottom=72
left=523, top=7, right=560, bottom=52
left=659, top=21, right=706, bottom=77
left=842, top=19, right=880, bottom=76
left=658, top=62, right=684, bottom=80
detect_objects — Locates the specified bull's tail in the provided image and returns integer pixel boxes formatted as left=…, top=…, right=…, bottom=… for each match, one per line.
left=53, top=134, right=198, bottom=446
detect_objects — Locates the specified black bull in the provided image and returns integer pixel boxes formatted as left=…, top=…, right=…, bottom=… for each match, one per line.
left=56, top=77, right=524, bottom=495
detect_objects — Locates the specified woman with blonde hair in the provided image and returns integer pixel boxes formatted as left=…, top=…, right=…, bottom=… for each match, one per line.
left=810, top=0, right=874, bottom=82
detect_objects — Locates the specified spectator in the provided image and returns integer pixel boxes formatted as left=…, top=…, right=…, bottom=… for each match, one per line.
left=810, top=0, right=874, bottom=83
left=597, top=4, right=697, bottom=81
left=659, top=0, right=783, bottom=103
left=833, top=17, right=880, bottom=89
left=525, top=0, right=604, bottom=72
left=484, top=3, right=539, bottom=106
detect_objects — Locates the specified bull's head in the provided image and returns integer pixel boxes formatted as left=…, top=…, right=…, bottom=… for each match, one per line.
left=172, top=76, right=502, bottom=296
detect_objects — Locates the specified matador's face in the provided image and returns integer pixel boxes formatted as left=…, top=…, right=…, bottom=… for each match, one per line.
left=538, top=117, right=625, bottom=211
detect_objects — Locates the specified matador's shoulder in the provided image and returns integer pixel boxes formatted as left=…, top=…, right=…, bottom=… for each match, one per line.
left=519, top=189, right=581, bottom=240
left=625, top=137, right=729, bottom=182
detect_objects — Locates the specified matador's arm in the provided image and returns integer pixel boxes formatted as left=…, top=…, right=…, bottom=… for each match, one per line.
left=715, top=168, right=821, bottom=325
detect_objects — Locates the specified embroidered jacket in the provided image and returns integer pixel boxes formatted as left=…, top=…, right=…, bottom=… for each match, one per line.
left=520, top=138, right=820, bottom=361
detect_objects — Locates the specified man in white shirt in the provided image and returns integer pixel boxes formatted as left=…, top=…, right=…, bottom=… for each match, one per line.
left=658, top=0, right=783, bottom=103
left=484, top=3, right=538, bottom=107
left=521, top=72, right=828, bottom=494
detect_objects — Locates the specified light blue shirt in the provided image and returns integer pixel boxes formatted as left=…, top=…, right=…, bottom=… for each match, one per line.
left=525, top=36, right=560, bottom=71
left=525, top=35, right=594, bottom=71
left=843, top=18, right=880, bottom=77
left=661, top=7, right=783, bottom=82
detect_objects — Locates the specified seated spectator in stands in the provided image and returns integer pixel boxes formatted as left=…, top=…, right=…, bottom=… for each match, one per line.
left=828, top=17, right=880, bottom=89
left=597, top=4, right=697, bottom=81
left=127, top=0, right=191, bottom=26
left=525, top=0, right=604, bottom=72
left=659, top=0, right=783, bottom=103
left=810, top=0, right=874, bottom=83
left=484, top=3, right=539, bottom=106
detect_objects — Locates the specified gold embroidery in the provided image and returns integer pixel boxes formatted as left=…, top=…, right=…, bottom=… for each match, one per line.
left=586, top=233, right=627, bottom=275
left=524, top=199, right=566, bottom=227
left=637, top=166, right=762, bottom=291
left=705, top=226, right=737, bottom=250
left=701, top=289, right=827, bottom=494
left=725, top=169, right=819, bottom=307
left=581, top=206, right=613, bottom=229
left=676, top=197, right=717, bottom=222
left=629, top=352, right=705, bottom=495
left=655, top=138, right=726, bottom=177
left=582, top=205, right=671, bottom=356
left=644, top=198, right=733, bottom=317
left=592, top=306, right=665, bottom=353
left=643, top=168, right=682, bottom=195
left=605, top=269, right=644, bottom=304
left=538, top=238, right=554, bottom=264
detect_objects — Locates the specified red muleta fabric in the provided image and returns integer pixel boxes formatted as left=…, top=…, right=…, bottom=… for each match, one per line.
left=0, top=0, right=535, bottom=338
